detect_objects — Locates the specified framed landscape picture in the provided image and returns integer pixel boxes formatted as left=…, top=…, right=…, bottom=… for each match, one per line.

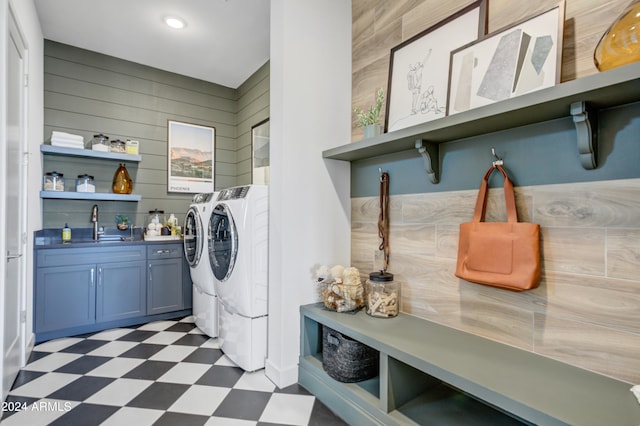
left=385, top=0, right=487, bottom=132
left=167, top=120, right=215, bottom=193
left=447, top=2, right=565, bottom=115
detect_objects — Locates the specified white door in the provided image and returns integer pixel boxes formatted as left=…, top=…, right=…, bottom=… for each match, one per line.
left=3, top=8, right=27, bottom=400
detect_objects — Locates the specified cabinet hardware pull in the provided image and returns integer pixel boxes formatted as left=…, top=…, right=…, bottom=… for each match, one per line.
left=90, top=268, right=95, bottom=287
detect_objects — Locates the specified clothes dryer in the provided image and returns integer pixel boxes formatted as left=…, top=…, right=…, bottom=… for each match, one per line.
left=208, top=185, right=268, bottom=371
left=184, top=192, right=218, bottom=337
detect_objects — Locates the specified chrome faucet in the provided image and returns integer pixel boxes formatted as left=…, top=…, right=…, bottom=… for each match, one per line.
left=91, top=204, right=101, bottom=240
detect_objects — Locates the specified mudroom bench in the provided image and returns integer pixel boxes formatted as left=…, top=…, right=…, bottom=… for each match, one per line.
left=298, top=303, right=640, bottom=425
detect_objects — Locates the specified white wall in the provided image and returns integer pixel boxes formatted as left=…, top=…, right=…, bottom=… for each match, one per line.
left=266, top=0, right=352, bottom=388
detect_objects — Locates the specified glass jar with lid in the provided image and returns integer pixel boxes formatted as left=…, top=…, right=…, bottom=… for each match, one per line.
left=366, top=271, right=400, bottom=318
left=76, top=174, right=95, bottom=193
left=91, top=133, right=110, bottom=152
left=43, top=171, right=65, bottom=192
left=146, top=209, right=165, bottom=237
left=110, top=139, right=126, bottom=153
left=148, top=209, right=165, bottom=225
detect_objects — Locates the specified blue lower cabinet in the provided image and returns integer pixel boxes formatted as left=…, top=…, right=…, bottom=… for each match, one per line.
left=34, top=243, right=190, bottom=342
left=97, top=261, right=146, bottom=322
left=35, top=264, right=96, bottom=332
left=147, top=257, right=183, bottom=315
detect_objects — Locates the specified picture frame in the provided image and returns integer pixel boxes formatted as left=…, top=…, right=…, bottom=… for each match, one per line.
left=251, top=118, right=270, bottom=185
left=447, top=2, right=565, bottom=116
left=167, top=120, right=215, bottom=193
left=385, top=0, right=488, bottom=133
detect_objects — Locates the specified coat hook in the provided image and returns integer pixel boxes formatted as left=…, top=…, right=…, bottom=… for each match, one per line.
left=379, top=167, right=388, bottom=182
left=491, top=147, right=503, bottom=167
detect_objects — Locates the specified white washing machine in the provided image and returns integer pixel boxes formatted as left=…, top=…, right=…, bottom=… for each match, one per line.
left=184, top=192, right=218, bottom=337
left=208, top=185, right=268, bottom=371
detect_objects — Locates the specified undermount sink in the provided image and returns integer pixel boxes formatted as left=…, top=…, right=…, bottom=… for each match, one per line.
left=98, top=235, right=126, bottom=242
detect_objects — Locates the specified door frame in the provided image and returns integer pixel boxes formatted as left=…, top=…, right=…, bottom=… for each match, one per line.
left=1, top=2, right=29, bottom=401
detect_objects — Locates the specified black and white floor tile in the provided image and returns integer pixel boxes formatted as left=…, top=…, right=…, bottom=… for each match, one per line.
left=1, top=317, right=346, bottom=426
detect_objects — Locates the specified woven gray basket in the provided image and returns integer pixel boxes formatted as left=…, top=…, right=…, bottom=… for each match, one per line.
left=322, top=325, right=379, bottom=383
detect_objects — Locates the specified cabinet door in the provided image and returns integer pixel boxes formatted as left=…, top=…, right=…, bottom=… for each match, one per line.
left=147, top=258, right=183, bottom=315
left=97, top=260, right=146, bottom=322
left=35, top=264, right=96, bottom=332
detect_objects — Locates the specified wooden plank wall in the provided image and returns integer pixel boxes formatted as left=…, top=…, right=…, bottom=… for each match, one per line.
left=42, top=41, right=269, bottom=229
left=350, top=0, right=640, bottom=384
left=351, top=0, right=628, bottom=140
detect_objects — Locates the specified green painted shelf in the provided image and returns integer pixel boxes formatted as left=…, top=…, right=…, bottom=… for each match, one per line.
left=323, top=62, right=640, bottom=168
left=299, top=303, right=640, bottom=426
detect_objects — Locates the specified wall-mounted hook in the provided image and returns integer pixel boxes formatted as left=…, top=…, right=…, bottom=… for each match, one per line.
left=491, top=147, right=503, bottom=167
left=378, top=167, right=388, bottom=182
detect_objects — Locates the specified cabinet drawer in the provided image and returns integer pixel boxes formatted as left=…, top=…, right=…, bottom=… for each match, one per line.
left=147, top=244, right=183, bottom=260
left=37, top=245, right=146, bottom=267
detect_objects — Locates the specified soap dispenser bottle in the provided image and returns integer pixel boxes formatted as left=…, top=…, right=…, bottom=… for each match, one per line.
left=168, top=213, right=178, bottom=235
left=62, top=223, right=71, bottom=243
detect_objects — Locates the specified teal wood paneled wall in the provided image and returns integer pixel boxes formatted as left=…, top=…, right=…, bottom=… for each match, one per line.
left=42, top=40, right=269, bottom=229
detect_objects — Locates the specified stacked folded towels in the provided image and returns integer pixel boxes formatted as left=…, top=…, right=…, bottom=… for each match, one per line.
left=51, top=131, right=84, bottom=149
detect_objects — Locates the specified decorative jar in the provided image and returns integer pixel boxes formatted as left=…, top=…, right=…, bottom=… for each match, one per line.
left=594, top=0, right=640, bottom=71
left=76, top=174, right=95, bottom=192
left=43, top=171, right=64, bottom=191
left=91, top=133, right=110, bottom=152
left=112, top=163, right=133, bottom=194
left=110, top=139, right=126, bottom=153
left=366, top=271, right=399, bottom=318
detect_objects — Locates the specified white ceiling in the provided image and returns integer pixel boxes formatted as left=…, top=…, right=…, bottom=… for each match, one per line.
left=34, top=0, right=270, bottom=89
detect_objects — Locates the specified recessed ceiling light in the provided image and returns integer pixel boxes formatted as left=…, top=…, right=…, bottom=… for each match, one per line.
left=165, top=16, right=186, bottom=29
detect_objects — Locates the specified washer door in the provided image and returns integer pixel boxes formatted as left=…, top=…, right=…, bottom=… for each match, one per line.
left=183, top=206, right=203, bottom=267
left=208, top=203, right=238, bottom=282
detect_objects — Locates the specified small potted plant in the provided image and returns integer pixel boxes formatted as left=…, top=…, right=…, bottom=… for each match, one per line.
left=115, top=214, right=130, bottom=230
left=354, top=88, right=385, bottom=139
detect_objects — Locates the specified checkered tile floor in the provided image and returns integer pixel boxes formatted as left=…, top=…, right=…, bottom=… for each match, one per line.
left=1, top=317, right=346, bottom=426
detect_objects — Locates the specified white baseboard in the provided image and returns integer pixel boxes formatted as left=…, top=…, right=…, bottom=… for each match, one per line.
left=23, top=333, right=35, bottom=367
left=265, top=358, right=299, bottom=389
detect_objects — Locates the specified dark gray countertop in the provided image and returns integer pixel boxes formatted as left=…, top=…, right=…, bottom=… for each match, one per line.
left=34, top=228, right=184, bottom=249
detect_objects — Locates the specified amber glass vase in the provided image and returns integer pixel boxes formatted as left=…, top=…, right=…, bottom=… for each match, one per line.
left=112, top=163, right=133, bottom=194
left=594, top=0, right=640, bottom=71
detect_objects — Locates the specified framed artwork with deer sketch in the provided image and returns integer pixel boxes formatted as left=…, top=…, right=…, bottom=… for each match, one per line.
left=385, top=0, right=488, bottom=132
